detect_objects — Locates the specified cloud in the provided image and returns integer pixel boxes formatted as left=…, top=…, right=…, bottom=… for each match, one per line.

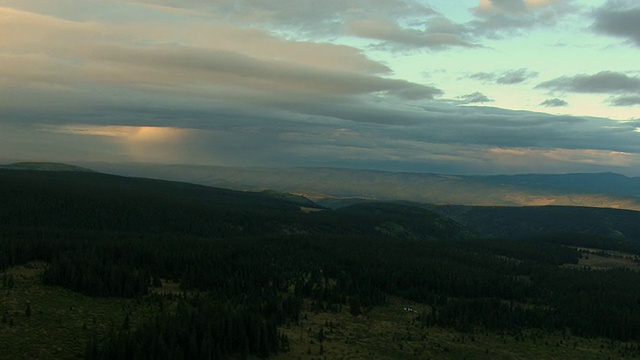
left=484, top=147, right=639, bottom=174
left=468, top=72, right=496, bottom=82
left=536, top=71, right=640, bottom=94
left=86, top=44, right=442, bottom=100
left=479, top=0, right=529, bottom=15
left=130, top=0, right=464, bottom=48
left=497, top=69, right=539, bottom=84
left=540, top=98, right=569, bottom=107
left=347, top=17, right=475, bottom=50
left=4, top=93, right=640, bottom=174
left=0, top=5, right=445, bottom=125
left=592, top=0, right=640, bottom=46
left=470, top=0, right=577, bottom=37
left=1, top=2, right=640, bottom=176
left=458, top=92, right=493, bottom=104
left=129, top=0, right=479, bottom=51
left=38, top=124, right=195, bottom=162
left=469, top=69, right=538, bottom=84
left=610, top=95, right=640, bottom=106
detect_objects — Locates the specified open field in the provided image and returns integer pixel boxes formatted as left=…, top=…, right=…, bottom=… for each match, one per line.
left=275, top=298, right=636, bottom=360
left=0, top=262, right=160, bottom=360
left=568, top=248, right=640, bottom=271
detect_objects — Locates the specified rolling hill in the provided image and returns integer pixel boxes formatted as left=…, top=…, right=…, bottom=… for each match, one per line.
left=0, top=162, right=94, bottom=172
left=421, top=204, right=640, bottom=241
left=4, top=163, right=640, bottom=243
left=0, top=168, right=470, bottom=242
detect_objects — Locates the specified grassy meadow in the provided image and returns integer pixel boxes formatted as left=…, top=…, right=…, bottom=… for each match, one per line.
left=0, top=262, right=157, bottom=359
left=276, top=296, right=638, bottom=360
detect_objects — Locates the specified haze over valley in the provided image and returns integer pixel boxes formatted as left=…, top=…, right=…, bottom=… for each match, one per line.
left=87, top=162, right=640, bottom=211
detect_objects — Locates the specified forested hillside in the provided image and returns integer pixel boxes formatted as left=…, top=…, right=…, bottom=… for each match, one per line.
left=422, top=204, right=640, bottom=241
left=2, top=168, right=640, bottom=359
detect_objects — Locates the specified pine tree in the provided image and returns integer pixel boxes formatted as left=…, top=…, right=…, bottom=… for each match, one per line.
left=349, top=296, right=362, bottom=316
left=122, top=314, right=130, bottom=331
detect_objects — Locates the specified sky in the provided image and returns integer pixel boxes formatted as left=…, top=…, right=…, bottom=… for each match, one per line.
left=0, top=0, right=639, bottom=175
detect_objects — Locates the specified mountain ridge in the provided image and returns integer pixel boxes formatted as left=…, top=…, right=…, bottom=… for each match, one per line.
left=0, top=168, right=471, bottom=242
left=0, top=162, right=94, bottom=172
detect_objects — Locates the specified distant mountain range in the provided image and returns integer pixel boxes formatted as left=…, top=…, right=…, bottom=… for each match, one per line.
left=2, top=163, right=640, bottom=242
left=83, top=163, right=640, bottom=211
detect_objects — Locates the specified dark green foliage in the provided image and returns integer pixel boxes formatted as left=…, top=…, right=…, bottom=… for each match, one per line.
left=9, top=229, right=639, bottom=343
left=331, top=202, right=475, bottom=240
left=0, top=169, right=470, bottom=242
left=42, top=249, right=150, bottom=297
left=3, top=168, right=640, bottom=358
left=0, top=215, right=636, bottom=343
left=0, top=169, right=317, bottom=238
left=88, top=299, right=280, bottom=360
left=349, top=296, right=362, bottom=316
left=425, top=204, right=640, bottom=242
left=541, top=233, right=640, bottom=254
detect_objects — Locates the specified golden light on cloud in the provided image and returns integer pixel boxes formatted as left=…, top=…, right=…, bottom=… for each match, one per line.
left=47, top=125, right=134, bottom=137
left=128, top=126, right=189, bottom=142
left=478, top=0, right=558, bottom=11
left=526, top=0, right=558, bottom=8
left=126, top=126, right=193, bottom=162
left=489, top=147, right=635, bottom=167
left=45, top=124, right=190, bottom=139
left=42, top=124, right=194, bottom=162
left=478, top=0, right=492, bottom=10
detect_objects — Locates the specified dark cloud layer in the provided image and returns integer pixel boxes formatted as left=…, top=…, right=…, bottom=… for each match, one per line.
left=490, top=0, right=529, bottom=14
left=593, top=1, right=640, bottom=46
left=138, top=0, right=474, bottom=50
left=135, top=0, right=576, bottom=49
left=497, top=69, right=539, bottom=84
left=540, top=98, right=569, bottom=107
left=610, top=95, right=640, bottom=106
left=3, top=84, right=640, bottom=174
left=469, top=0, right=578, bottom=38
left=470, top=69, right=538, bottom=85
left=459, top=92, right=493, bottom=104
left=536, top=71, right=640, bottom=94
left=347, top=17, right=476, bottom=50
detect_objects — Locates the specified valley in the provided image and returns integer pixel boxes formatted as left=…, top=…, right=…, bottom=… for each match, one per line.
left=84, top=163, right=640, bottom=211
